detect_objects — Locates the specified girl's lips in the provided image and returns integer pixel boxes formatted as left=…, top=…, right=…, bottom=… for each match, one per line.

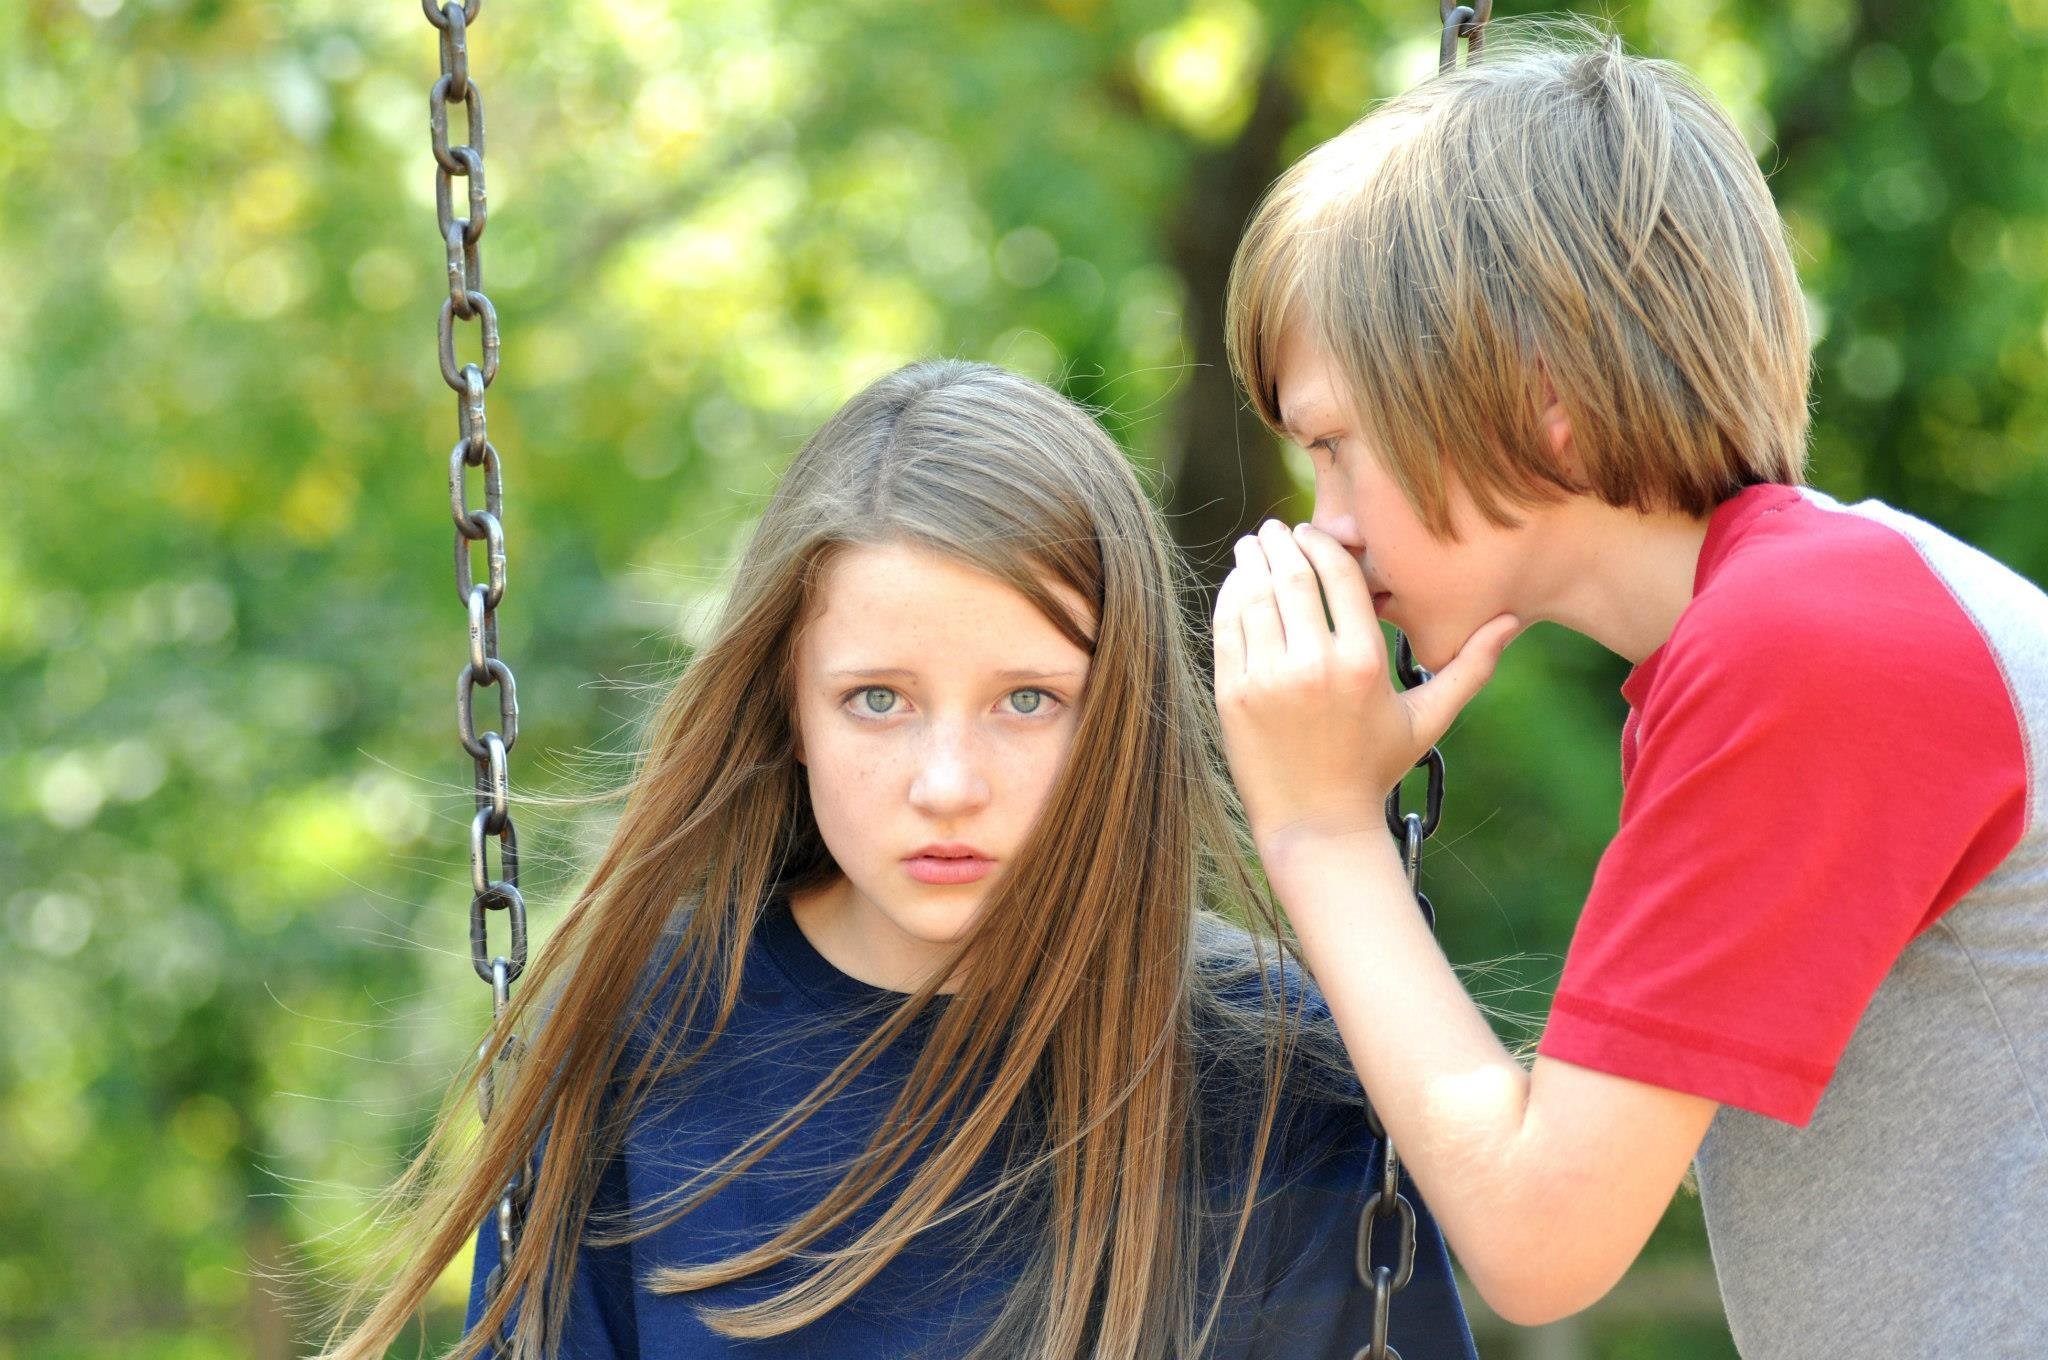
left=905, top=855, right=993, bottom=885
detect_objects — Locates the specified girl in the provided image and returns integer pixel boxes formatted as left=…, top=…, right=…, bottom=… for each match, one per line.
left=311, top=360, right=1478, bottom=1359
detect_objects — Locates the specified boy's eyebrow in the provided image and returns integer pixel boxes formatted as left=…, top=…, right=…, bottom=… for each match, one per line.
left=1278, top=402, right=1329, bottom=439
left=829, top=666, right=1087, bottom=682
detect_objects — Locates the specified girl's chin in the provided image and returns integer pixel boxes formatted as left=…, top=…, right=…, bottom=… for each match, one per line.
left=876, top=892, right=986, bottom=945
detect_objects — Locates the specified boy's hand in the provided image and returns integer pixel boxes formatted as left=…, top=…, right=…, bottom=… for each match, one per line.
left=1211, top=519, right=1522, bottom=863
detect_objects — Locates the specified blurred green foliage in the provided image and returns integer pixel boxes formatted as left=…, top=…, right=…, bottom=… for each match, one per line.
left=2, top=0, right=2043, bottom=1356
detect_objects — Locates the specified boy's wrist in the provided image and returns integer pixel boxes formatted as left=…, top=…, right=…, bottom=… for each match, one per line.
left=1257, top=816, right=1405, bottom=904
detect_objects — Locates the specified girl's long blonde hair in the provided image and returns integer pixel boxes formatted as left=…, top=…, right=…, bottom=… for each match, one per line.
left=309, top=358, right=1360, bottom=1360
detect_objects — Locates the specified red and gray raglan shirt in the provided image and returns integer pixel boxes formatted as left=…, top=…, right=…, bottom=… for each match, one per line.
left=1534, top=483, right=2048, bottom=1355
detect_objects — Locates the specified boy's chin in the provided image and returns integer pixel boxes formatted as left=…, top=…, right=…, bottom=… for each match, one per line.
left=1389, top=624, right=1451, bottom=677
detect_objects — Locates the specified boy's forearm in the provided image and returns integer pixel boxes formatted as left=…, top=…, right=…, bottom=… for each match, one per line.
left=1260, top=823, right=1536, bottom=1300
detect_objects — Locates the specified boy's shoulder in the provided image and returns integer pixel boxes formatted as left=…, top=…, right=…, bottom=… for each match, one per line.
left=1661, top=485, right=2046, bottom=710
left=1688, top=486, right=1928, bottom=638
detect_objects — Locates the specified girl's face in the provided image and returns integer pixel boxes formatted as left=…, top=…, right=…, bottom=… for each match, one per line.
left=1271, top=321, right=1533, bottom=674
left=789, top=540, right=1095, bottom=994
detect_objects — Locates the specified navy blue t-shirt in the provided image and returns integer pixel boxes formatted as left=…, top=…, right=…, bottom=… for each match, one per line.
left=464, top=895, right=1477, bottom=1357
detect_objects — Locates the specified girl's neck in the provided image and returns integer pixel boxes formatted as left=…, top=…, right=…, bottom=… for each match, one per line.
left=786, top=877, right=968, bottom=996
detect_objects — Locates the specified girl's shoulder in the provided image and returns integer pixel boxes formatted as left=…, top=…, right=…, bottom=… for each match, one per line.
left=1188, top=910, right=1345, bottom=1057
left=1187, top=912, right=1374, bottom=1176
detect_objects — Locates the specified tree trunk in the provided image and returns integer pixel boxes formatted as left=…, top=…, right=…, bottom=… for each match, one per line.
left=1165, top=61, right=1303, bottom=623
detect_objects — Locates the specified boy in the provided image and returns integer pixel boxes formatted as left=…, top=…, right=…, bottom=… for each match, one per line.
left=1208, top=17, right=2047, bottom=1356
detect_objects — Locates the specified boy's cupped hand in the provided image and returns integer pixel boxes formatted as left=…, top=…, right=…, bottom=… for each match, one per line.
left=1211, top=519, right=1523, bottom=864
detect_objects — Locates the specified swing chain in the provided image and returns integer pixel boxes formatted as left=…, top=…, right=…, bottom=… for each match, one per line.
left=423, top=0, right=530, bottom=1348
left=1351, top=634, right=1443, bottom=1360
left=1351, top=18, right=1490, bottom=1353
left=1439, top=0, right=1494, bottom=72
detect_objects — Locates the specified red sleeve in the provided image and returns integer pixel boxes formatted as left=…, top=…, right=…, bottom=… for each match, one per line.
left=1536, top=594, right=2027, bottom=1127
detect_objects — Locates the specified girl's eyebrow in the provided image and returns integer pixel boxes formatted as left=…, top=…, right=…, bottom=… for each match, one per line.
left=828, top=666, right=1086, bottom=682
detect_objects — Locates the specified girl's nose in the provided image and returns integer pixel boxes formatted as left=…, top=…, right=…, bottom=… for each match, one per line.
left=908, top=731, right=991, bottom=815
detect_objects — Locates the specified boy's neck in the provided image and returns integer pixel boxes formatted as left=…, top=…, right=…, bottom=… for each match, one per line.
left=1527, top=496, right=1715, bottom=666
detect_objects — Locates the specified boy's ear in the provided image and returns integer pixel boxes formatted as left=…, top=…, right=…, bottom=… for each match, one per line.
left=1543, top=401, right=1578, bottom=474
left=1538, top=373, right=1586, bottom=485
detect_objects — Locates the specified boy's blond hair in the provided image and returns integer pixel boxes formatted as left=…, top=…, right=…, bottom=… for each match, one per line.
left=1227, top=15, right=1812, bottom=539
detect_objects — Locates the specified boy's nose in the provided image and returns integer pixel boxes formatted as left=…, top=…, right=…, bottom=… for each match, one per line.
left=1309, top=504, right=1355, bottom=538
left=1311, top=512, right=1363, bottom=556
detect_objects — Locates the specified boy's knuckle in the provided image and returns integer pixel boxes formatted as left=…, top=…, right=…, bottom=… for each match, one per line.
left=1289, top=653, right=1330, bottom=683
left=1333, top=648, right=1376, bottom=681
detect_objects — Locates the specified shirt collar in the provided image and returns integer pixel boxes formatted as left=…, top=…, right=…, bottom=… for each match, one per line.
left=1619, top=483, right=1804, bottom=708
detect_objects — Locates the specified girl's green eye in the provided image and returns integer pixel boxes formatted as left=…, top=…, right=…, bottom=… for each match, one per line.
left=844, top=686, right=1059, bottom=717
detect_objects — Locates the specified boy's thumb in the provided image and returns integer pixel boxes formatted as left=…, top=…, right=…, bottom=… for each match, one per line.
left=1483, top=613, right=1529, bottom=660
left=1404, top=614, right=1524, bottom=746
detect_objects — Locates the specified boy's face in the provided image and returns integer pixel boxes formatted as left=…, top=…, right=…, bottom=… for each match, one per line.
left=1271, top=321, right=1532, bottom=674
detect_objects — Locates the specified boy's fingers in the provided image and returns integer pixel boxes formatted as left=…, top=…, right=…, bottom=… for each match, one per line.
left=1256, top=519, right=1333, bottom=658
left=1291, top=524, right=1376, bottom=642
left=1402, top=613, right=1523, bottom=747
left=1231, top=535, right=1287, bottom=670
left=1211, top=572, right=1247, bottom=681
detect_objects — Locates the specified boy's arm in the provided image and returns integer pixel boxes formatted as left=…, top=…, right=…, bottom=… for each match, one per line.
left=1263, top=823, right=1719, bottom=1328
left=1209, top=517, right=1713, bottom=1323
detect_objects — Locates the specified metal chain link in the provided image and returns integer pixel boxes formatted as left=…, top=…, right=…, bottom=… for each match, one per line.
left=1349, top=19, right=1491, bottom=1351
left=1438, top=0, right=1494, bottom=71
left=419, top=0, right=532, bottom=1349
left=1349, top=635, right=1442, bottom=1360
